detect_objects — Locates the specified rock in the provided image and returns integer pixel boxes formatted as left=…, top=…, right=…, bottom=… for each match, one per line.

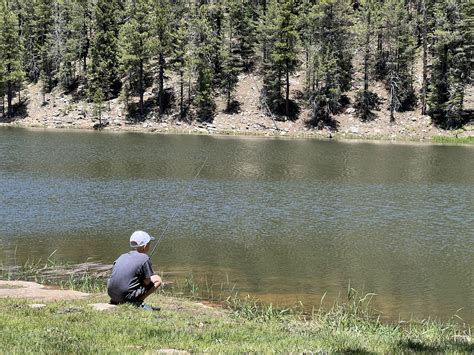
left=89, top=303, right=117, bottom=312
left=411, top=117, right=417, bottom=122
left=143, top=123, right=149, bottom=128
left=113, top=119, right=121, bottom=125
left=30, top=304, right=46, bottom=309
left=349, top=126, right=359, bottom=134
left=0, top=280, right=89, bottom=300
left=345, top=108, right=356, bottom=114
left=93, top=121, right=109, bottom=130
left=176, top=121, right=182, bottom=126
left=157, top=349, right=190, bottom=354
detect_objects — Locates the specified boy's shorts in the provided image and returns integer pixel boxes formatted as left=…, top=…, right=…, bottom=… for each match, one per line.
left=124, top=282, right=155, bottom=302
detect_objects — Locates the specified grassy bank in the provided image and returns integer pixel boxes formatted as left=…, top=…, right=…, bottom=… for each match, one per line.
left=431, top=135, right=474, bottom=144
left=1, top=294, right=472, bottom=353
left=1, top=263, right=472, bottom=353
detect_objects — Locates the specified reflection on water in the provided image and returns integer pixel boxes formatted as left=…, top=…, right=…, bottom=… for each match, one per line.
left=0, top=128, right=473, bottom=323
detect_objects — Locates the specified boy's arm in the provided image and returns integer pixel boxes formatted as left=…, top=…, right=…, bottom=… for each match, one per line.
left=143, top=274, right=161, bottom=287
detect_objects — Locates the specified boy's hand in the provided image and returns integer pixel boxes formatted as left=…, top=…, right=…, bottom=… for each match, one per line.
left=150, top=274, right=162, bottom=288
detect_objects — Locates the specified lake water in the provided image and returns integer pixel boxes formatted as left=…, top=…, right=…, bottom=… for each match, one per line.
left=0, top=127, right=473, bottom=323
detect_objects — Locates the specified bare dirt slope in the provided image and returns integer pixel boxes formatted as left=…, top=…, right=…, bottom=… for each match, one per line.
left=1, top=72, right=473, bottom=141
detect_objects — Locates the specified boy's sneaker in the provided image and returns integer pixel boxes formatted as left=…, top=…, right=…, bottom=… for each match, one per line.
left=140, top=303, right=161, bottom=311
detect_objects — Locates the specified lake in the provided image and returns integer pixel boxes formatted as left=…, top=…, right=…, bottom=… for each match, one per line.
left=0, top=127, right=473, bottom=323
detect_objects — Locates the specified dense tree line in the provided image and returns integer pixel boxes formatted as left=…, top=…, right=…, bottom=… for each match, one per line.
left=0, top=0, right=471, bottom=128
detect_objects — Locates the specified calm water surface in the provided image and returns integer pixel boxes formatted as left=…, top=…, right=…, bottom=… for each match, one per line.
left=0, top=127, right=473, bottom=323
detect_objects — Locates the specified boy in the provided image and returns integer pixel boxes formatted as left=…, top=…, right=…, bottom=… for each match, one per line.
left=107, top=230, right=162, bottom=310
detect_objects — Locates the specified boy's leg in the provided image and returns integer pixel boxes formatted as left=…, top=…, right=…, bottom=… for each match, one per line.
left=138, top=284, right=158, bottom=301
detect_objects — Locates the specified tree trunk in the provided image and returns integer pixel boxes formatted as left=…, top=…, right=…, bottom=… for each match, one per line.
left=363, top=10, right=371, bottom=121
left=139, top=59, right=144, bottom=117
left=285, top=60, right=290, bottom=117
left=158, top=53, right=165, bottom=116
left=390, top=83, right=395, bottom=123
left=7, top=80, right=13, bottom=117
left=180, top=70, right=184, bottom=118
left=421, top=0, right=428, bottom=115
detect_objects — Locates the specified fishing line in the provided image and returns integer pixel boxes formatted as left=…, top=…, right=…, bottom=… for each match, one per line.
left=149, top=155, right=209, bottom=258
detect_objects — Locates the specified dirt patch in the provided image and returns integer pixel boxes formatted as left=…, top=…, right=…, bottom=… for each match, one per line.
left=0, top=280, right=89, bottom=301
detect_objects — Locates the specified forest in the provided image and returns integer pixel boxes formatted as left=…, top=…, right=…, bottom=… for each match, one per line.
left=0, top=0, right=472, bottom=129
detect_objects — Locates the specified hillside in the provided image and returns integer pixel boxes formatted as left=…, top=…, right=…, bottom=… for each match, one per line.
left=2, top=72, right=473, bottom=142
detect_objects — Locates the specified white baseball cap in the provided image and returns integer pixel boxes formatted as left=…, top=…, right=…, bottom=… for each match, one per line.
left=130, top=230, right=155, bottom=248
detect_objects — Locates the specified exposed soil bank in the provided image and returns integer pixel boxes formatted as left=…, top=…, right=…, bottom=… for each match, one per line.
left=1, top=80, right=473, bottom=143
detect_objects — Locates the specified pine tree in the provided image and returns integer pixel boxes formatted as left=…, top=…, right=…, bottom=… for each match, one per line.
left=220, top=1, right=241, bottom=111
left=59, top=0, right=92, bottom=90
left=151, top=0, right=173, bottom=116
left=50, top=0, right=69, bottom=89
left=419, top=0, right=430, bottom=115
left=428, top=0, right=469, bottom=128
left=306, top=0, right=353, bottom=127
left=353, top=0, right=381, bottom=121
left=171, top=16, right=191, bottom=119
left=192, top=5, right=216, bottom=121
left=13, top=0, right=39, bottom=83
left=228, top=0, right=257, bottom=72
left=34, top=0, right=55, bottom=100
left=261, top=0, right=299, bottom=118
left=88, top=0, right=121, bottom=101
left=384, top=0, right=416, bottom=122
left=119, top=0, right=153, bottom=117
left=0, top=0, right=24, bottom=117
left=206, top=3, right=225, bottom=89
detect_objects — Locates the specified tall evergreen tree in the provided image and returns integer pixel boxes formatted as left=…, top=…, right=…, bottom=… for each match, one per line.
left=353, top=0, right=380, bottom=121
left=0, top=0, right=24, bottom=117
left=219, top=1, right=241, bottom=110
left=151, top=0, right=173, bottom=116
left=192, top=5, right=216, bottom=121
left=206, top=3, right=225, bottom=88
left=34, top=0, right=55, bottom=100
left=88, top=0, right=121, bottom=101
left=228, top=0, right=257, bottom=72
left=171, top=16, right=192, bottom=119
left=384, top=0, right=416, bottom=122
left=306, top=0, right=353, bottom=127
left=428, top=0, right=469, bottom=128
left=119, top=0, right=153, bottom=117
left=50, top=0, right=69, bottom=89
left=261, top=0, right=299, bottom=117
left=58, top=0, right=91, bottom=90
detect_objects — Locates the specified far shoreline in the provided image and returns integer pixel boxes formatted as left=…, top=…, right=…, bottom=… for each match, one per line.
left=2, top=119, right=473, bottom=146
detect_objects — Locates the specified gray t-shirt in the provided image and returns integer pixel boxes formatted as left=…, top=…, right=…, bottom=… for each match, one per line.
left=107, top=250, right=155, bottom=303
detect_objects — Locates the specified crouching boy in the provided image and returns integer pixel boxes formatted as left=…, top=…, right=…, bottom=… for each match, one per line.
left=107, top=231, right=162, bottom=310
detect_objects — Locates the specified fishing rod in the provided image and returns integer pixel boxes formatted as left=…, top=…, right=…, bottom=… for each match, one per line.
left=149, top=155, right=209, bottom=258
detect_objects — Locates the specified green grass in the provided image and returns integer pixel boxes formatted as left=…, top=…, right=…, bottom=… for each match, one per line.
left=432, top=135, right=474, bottom=144
left=0, top=293, right=472, bottom=353
left=1, top=263, right=472, bottom=353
